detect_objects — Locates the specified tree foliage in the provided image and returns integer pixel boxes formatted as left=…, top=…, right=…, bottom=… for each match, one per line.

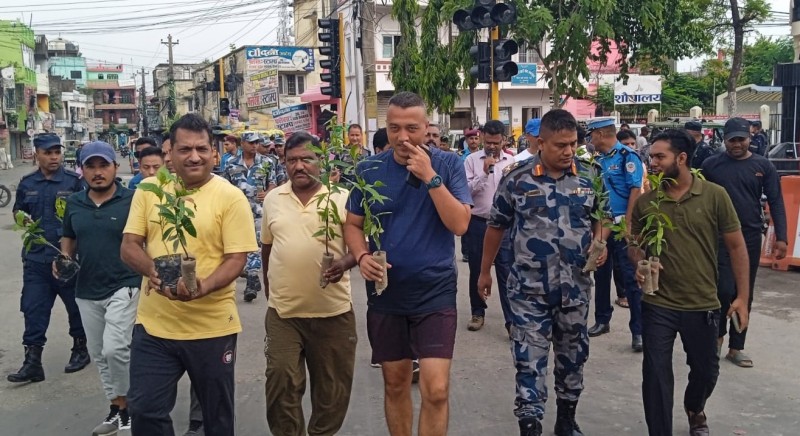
left=741, top=36, right=793, bottom=86
left=389, top=0, right=421, bottom=92
left=509, top=0, right=713, bottom=105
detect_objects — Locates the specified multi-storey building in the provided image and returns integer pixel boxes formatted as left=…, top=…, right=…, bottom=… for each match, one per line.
left=86, top=64, right=138, bottom=134
left=0, top=20, right=38, bottom=160
left=151, top=63, right=199, bottom=131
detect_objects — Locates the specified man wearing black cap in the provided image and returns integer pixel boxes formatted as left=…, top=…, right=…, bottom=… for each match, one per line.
left=685, top=121, right=716, bottom=169
left=701, top=117, right=788, bottom=368
left=8, top=133, right=89, bottom=383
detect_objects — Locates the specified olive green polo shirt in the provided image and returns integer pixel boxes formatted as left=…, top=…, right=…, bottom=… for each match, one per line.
left=62, top=182, right=141, bottom=300
left=631, top=176, right=740, bottom=311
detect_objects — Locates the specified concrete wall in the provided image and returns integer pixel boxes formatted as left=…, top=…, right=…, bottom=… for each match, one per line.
left=49, top=57, right=87, bottom=88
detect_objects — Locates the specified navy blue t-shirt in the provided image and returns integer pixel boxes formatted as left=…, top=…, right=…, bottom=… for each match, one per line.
left=347, top=147, right=472, bottom=315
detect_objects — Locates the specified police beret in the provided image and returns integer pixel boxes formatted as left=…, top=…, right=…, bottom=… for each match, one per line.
left=586, top=117, right=616, bottom=132
left=464, top=129, right=479, bottom=137
left=684, top=121, right=702, bottom=132
left=33, top=133, right=62, bottom=149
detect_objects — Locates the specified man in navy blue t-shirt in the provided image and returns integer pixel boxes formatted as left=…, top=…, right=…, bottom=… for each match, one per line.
left=344, top=91, right=472, bottom=435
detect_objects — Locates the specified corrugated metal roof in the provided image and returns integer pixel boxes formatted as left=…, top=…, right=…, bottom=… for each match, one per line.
left=738, top=90, right=782, bottom=103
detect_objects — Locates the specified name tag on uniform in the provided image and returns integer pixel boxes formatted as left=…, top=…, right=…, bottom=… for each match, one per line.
left=56, top=190, right=74, bottom=197
left=524, top=189, right=544, bottom=197
left=573, top=188, right=594, bottom=195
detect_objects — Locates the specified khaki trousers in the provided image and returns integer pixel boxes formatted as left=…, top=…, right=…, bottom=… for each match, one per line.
left=265, top=307, right=357, bottom=436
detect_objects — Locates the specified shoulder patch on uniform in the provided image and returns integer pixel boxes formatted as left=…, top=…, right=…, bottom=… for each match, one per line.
left=619, top=148, right=629, bottom=156
left=502, top=161, right=521, bottom=175
left=626, top=161, right=636, bottom=173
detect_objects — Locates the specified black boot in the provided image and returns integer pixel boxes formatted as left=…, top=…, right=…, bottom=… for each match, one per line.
left=244, top=273, right=260, bottom=302
left=519, top=417, right=542, bottom=436
left=554, top=399, right=584, bottom=436
left=7, top=346, right=45, bottom=383
left=64, top=337, right=90, bottom=373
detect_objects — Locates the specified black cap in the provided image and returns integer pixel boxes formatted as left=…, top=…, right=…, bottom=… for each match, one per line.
left=724, top=117, right=750, bottom=141
left=684, top=121, right=702, bottom=132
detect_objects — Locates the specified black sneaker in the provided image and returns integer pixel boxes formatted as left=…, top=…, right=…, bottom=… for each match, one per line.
left=184, top=420, right=204, bottom=435
left=91, top=405, right=120, bottom=436
left=411, top=359, right=420, bottom=384
left=118, top=408, right=131, bottom=430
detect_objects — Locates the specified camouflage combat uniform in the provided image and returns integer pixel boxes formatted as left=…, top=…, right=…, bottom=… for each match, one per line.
left=224, top=153, right=277, bottom=297
left=489, top=154, right=602, bottom=421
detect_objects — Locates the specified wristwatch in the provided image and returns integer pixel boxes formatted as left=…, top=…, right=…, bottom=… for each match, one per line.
left=426, top=174, right=443, bottom=189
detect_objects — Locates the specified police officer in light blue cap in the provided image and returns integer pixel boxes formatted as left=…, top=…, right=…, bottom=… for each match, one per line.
left=8, top=133, right=89, bottom=383
left=516, top=118, right=541, bottom=162
left=585, top=117, right=646, bottom=352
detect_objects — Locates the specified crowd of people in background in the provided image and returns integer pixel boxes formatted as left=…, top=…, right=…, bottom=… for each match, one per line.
left=5, top=92, right=790, bottom=436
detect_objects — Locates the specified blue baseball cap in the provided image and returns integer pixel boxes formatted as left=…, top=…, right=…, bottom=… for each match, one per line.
left=586, top=117, right=616, bottom=132
left=80, top=141, right=116, bottom=166
left=33, top=133, right=62, bottom=149
left=525, top=118, right=541, bottom=136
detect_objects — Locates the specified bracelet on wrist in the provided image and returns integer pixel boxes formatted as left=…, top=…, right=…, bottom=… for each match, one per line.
left=357, top=252, right=371, bottom=266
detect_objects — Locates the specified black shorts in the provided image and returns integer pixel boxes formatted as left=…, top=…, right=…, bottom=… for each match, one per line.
left=367, top=307, right=457, bottom=363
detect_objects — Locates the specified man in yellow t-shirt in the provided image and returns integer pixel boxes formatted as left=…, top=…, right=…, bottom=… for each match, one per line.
left=121, top=114, right=257, bottom=436
left=261, top=131, right=357, bottom=435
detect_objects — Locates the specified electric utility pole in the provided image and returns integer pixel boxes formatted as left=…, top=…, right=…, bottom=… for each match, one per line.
left=161, top=34, right=179, bottom=118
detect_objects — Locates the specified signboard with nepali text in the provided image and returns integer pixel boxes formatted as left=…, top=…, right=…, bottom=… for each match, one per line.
left=247, top=88, right=279, bottom=110
left=271, top=104, right=311, bottom=134
left=244, top=46, right=315, bottom=72
left=613, top=74, right=662, bottom=105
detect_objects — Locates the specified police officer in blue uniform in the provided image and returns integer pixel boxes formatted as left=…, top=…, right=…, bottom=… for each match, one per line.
left=585, top=118, right=646, bottom=352
left=8, top=133, right=90, bottom=383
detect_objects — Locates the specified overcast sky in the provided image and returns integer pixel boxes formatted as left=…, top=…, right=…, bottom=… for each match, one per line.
left=1, top=0, right=792, bottom=90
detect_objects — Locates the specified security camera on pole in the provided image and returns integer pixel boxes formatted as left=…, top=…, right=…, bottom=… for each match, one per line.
left=453, top=0, right=518, bottom=119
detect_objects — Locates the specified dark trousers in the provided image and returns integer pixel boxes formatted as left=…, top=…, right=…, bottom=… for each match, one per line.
left=593, top=233, right=642, bottom=335
left=128, top=325, right=237, bottom=436
left=21, top=260, right=85, bottom=346
left=717, top=231, right=761, bottom=350
left=465, top=215, right=514, bottom=319
left=642, top=303, right=719, bottom=436
left=189, top=384, right=203, bottom=423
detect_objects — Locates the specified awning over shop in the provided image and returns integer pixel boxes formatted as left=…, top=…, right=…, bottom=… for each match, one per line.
left=300, top=84, right=338, bottom=104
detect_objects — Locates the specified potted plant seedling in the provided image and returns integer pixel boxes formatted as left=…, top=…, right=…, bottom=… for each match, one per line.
left=137, top=167, right=199, bottom=295
left=15, top=199, right=80, bottom=283
left=352, top=162, right=390, bottom=294
left=625, top=172, right=676, bottom=295
left=255, top=159, right=273, bottom=195
left=581, top=159, right=610, bottom=273
left=310, top=121, right=349, bottom=288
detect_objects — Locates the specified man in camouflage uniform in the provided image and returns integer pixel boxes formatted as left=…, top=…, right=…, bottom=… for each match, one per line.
left=224, top=131, right=277, bottom=302
left=271, top=135, right=288, bottom=186
left=478, top=109, right=608, bottom=436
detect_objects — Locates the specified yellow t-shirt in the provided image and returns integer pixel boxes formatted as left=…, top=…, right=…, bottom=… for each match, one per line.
left=261, top=183, right=352, bottom=318
left=124, top=174, right=258, bottom=340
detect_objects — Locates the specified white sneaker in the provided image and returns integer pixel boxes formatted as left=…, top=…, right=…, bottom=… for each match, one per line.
left=118, top=408, right=131, bottom=430
left=370, top=362, right=382, bottom=368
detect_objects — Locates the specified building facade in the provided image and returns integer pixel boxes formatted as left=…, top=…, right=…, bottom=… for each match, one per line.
left=0, top=20, right=38, bottom=160
left=47, top=38, right=87, bottom=89
left=151, top=63, right=198, bottom=131
left=87, top=64, right=138, bottom=134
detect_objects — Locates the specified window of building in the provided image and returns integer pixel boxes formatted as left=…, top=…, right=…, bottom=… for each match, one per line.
left=70, top=70, right=82, bottom=79
left=382, top=35, right=402, bottom=59
left=518, top=42, right=542, bottom=64
left=279, top=74, right=306, bottom=96
left=108, top=74, right=118, bottom=80
left=97, top=74, right=104, bottom=80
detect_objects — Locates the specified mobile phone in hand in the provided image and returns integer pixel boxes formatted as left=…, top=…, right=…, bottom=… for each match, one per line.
left=731, top=311, right=743, bottom=333
left=406, top=144, right=433, bottom=189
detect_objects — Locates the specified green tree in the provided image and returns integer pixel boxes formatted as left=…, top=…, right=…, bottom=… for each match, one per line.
left=740, top=36, right=793, bottom=86
left=510, top=0, right=713, bottom=106
left=389, top=0, right=421, bottom=92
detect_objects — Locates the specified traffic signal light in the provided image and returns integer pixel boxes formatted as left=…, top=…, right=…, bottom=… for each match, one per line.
left=219, top=98, right=230, bottom=116
left=453, top=0, right=517, bottom=31
left=318, top=18, right=341, bottom=98
left=493, top=39, right=519, bottom=82
left=469, top=42, right=491, bottom=83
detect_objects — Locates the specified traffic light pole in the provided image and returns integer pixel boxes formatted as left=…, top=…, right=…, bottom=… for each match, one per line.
left=490, top=27, right=499, bottom=120
left=219, top=59, right=228, bottom=126
left=338, top=12, right=346, bottom=123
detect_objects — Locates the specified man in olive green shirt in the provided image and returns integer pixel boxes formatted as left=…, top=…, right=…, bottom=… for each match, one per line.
left=629, top=130, right=750, bottom=436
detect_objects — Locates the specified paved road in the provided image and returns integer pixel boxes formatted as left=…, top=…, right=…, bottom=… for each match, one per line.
left=0, top=161, right=798, bottom=435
